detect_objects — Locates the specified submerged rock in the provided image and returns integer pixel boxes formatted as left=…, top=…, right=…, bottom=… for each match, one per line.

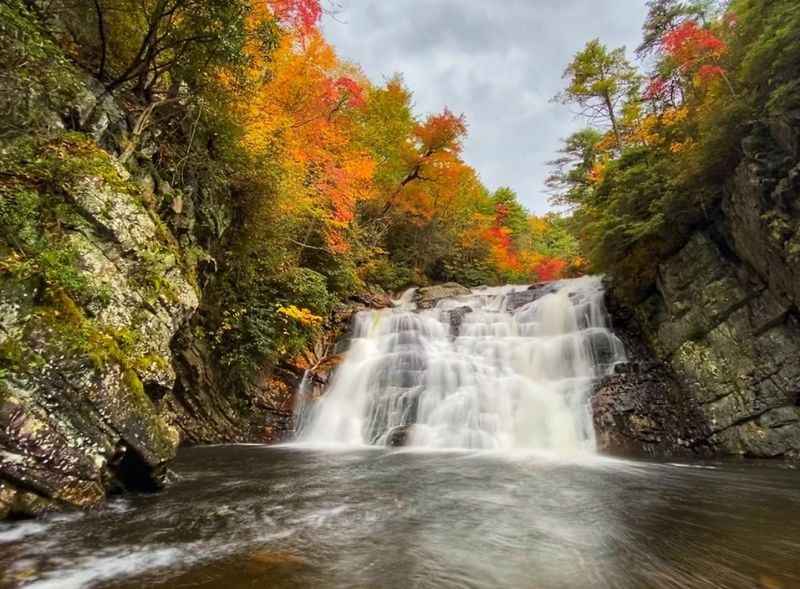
left=446, top=306, right=473, bottom=337
left=385, top=425, right=415, bottom=447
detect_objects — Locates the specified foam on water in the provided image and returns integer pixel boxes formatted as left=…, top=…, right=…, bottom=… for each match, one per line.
left=296, top=276, right=626, bottom=452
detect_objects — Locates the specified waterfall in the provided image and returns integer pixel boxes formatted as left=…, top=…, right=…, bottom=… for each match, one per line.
left=296, top=276, right=626, bottom=451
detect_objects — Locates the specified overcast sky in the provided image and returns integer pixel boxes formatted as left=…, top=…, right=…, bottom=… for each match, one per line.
left=321, top=1, right=648, bottom=214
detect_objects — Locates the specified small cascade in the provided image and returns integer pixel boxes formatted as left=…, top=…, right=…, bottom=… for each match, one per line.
left=296, top=276, right=626, bottom=451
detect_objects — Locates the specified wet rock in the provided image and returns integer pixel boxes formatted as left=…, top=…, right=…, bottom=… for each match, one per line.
left=385, top=425, right=414, bottom=447
left=592, top=362, right=714, bottom=457
left=592, top=289, right=714, bottom=457
left=414, top=283, right=471, bottom=309
left=504, top=282, right=559, bottom=312
left=446, top=306, right=473, bottom=337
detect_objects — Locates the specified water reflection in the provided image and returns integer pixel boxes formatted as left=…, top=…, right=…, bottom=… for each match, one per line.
left=1, top=446, right=798, bottom=588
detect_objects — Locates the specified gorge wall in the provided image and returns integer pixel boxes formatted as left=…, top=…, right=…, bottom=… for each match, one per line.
left=0, top=6, right=380, bottom=519
left=594, top=113, right=800, bottom=460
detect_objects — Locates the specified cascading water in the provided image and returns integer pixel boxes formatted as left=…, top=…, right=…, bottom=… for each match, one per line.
left=296, top=276, right=626, bottom=451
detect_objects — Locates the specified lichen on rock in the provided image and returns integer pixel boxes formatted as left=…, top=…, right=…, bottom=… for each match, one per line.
left=0, top=130, right=197, bottom=517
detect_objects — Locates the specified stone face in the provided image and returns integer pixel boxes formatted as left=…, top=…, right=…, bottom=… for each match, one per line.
left=597, top=117, right=800, bottom=460
left=724, top=120, right=800, bottom=309
left=0, top=141, right=196, bottom=517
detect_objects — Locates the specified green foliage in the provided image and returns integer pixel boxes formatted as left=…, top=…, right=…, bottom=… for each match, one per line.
left=0, top=1, right=85, bottom=138
left=39, top=0, right=256, bottom=98
left=1, top=138, right=98, bottom=304
left=558, top=39, right=640, bottom=148
left=213, top=265, right=334, bottom=387
left=551, top=0, right=800, bottom=301
left=361, top=256, right=415, bottom=292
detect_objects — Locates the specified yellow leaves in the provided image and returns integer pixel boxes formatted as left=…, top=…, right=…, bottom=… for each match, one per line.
left=587, top=161, right=607, bottom=185
left=628, top=114, right=661, bottom=147
left=596, top=133, right=618, bottom=152
left=661, top=106, right=689, bottom=126
left=278, top=305, right=323, bottom=326
left=669, top=139, right=695, bottom=154
left=624, top=106, right=692, bottom=150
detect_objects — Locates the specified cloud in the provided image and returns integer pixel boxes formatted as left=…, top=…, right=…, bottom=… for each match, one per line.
left=321, top=0, right=648, bottom=214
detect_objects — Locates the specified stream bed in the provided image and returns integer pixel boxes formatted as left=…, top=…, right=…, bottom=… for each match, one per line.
left=1, top=445, right=798, bottom=589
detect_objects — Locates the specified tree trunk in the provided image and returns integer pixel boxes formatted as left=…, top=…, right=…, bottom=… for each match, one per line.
left=605, top=94, right=623, bottom=150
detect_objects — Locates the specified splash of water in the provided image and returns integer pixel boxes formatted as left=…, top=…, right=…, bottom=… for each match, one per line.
left=296, top=276, right=625, bottom=451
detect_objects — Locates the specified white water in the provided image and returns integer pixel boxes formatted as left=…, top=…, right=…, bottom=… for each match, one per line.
left=297, top=276, right=626, bottom=452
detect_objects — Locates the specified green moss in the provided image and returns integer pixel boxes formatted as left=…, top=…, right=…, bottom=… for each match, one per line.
left=0, top=133, right=133, bottom=194
left=0, top=288, right=165, bottom=411
left=123, top=368, right=146, bottom=399
left=1, top=135, right=125, bottom=306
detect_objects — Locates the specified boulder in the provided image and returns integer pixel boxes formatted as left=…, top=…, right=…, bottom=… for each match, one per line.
left=446, top=306, right=473, bottom=337
left=413, top=283, right=471, bottom=309
left=504, top=282, right=559, bottom=312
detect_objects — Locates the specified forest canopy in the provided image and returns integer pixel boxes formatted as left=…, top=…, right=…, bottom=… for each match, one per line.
left=1, top=0, right=581, bottom=389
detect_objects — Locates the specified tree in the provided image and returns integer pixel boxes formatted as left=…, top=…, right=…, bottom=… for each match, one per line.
left=557, top=39, right=640, bottom=149
left=381, top=108, right=467, bottom=215
left=637, top=0, right=722, bottom=57
left=546, top=128, right=604, bottom=208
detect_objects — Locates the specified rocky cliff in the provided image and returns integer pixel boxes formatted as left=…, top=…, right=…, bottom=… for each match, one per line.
left=594, top=114, right=800, bottom=460
left=0, top=6, right=381, bottom=519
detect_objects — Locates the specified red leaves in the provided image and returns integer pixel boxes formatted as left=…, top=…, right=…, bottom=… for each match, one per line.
left=533, top=258, right=567, bottom=282
left=332, top=76, right=365, bottom=109
left=655, top=20, right=729, bottom=94
left=322, top=76, right=365, bottom=109
left=697, top=65, right=726, bottom=82
left=662, top=21, right=727, bottom=69
left=269, top=0, right=322, bottom=34
left=484, top=203, right=522, bottom=272
left=643, top=76, right=669, bottom=101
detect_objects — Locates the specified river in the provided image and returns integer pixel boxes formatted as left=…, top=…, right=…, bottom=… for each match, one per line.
left=1, top=445, right=798, bottom=588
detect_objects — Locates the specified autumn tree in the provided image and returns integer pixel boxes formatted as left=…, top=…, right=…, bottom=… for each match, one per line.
left=381, top=108, right=468, bottom=215
left=637, top=0, right=723, bottom=57
left=557, top=39, right=640, bottom=149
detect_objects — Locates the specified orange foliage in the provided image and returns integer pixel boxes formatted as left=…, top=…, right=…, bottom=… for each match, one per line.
left=533, top=258, right=567, bottom=282
left=232, top=22, right=375, bottom=252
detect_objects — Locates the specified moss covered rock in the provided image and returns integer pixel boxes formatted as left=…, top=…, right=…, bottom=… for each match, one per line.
left=0, top=133, right=197, bottom=518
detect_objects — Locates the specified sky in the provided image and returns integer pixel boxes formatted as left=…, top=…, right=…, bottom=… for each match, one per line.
left=321, top=1, right=649, bottom=214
